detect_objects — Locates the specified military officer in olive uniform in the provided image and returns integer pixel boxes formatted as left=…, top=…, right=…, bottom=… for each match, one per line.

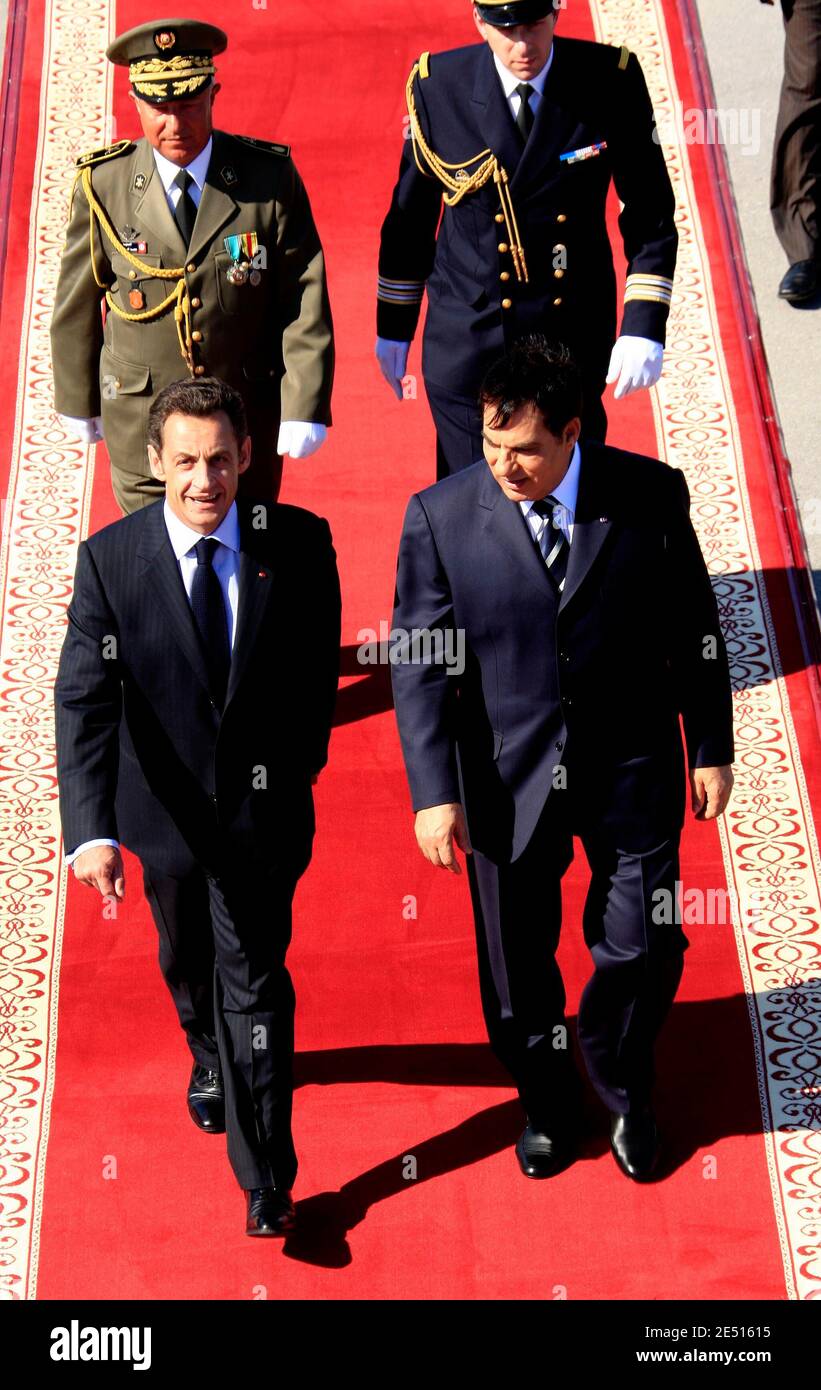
left=375, top=0, right=678, bottom=475
left=51, top=19, right=334, bottom=513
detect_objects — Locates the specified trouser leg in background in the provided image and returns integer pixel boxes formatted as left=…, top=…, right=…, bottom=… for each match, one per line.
left=465, top=792, right=584, bottom=1131
left=576, top=830, right=688, bottom=1116
left=142, top=864, right=219, bottom=1071
left=771, top=0, right=821, bottom=263
left=207, top=870, right=299, bottom=1191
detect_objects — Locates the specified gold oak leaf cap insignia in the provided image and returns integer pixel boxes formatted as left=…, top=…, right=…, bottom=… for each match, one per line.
left=106, top=18, right=228, bottom=105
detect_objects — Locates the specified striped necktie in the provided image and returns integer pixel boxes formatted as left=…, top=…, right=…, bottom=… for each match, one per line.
left=531, top=496, right=569, bottom=591
left=190, top=537, right=231, bottom=705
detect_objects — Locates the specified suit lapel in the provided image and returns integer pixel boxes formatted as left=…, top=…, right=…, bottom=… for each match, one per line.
left=186, top=131, right=241, bottom=266
left=224, top=505, right=276, bottom=707
left=130, top=140, right=188, bottom=265
left=478, top=466, right=556, bottom=600
left=470, top=44, right=523, bottom=182
left=558, top=444, right=614, bottom=613
left=137, top=503, right=213, bottom=697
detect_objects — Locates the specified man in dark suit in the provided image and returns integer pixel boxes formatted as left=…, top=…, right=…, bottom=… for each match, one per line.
left=376, top=0, right=677, bottom=473
left=55, top=377, right=341, bottom=1235
left=390, top=337, right=734, bottom=1181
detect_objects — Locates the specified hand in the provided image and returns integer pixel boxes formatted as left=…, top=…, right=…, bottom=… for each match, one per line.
left=605, top=336, right=664, bottom=398
left=414, top=802, right=473, bottom=874
left=375, top=337, right=410, bottom=401
left=72, top=844, right=125, bottom=899
left=59, top=414, right=104, bottom=444
left=689, top=765, right=734, bottom=820
left=277, top=421, right=327, bottom=459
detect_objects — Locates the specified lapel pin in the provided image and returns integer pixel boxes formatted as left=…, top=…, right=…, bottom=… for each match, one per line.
left=258, top=570, right=268, bottom=579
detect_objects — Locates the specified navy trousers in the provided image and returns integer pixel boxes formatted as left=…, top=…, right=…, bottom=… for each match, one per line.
left=465, top=784, right=688, bottom=1129
left=143, top=861, right=301, bottom=1190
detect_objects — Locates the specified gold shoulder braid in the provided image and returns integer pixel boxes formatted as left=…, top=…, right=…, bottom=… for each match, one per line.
left=405, top=57, right=528, bottom=283
left=68, top=160, right=194, bottom=371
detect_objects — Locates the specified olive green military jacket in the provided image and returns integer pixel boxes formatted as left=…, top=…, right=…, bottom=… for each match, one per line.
left=50, top=130, right=334, bottom=508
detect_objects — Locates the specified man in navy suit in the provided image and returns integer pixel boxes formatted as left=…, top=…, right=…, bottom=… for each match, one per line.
left=376, top=0, right=678, bottom=474
left=55, top=377, right=340, bottom=1235
left=390, top=337, right=734, bottom=1181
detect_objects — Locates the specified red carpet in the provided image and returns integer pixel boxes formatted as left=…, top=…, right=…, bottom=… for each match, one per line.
left=1, top=0, right=819, bottom=1300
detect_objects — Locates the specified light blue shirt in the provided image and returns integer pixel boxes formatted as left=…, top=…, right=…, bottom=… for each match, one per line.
left=66, top=500, right=240, bottom=866
left=519, top=440, right=581, bottom=548
left=152, top=136, right=213, bottom=218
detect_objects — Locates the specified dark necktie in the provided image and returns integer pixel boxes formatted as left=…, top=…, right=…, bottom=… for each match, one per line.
left=173, top=169, right=197, bottom=246
left=190, top=538, right=231, bottom=705
left=531, top=496, right=569, bottom=591
left=515, top=83, right=535, bottom=142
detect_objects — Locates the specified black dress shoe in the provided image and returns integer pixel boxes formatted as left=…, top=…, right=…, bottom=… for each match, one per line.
left=245, top=1187, right=296, bottom=1237
left=515, top=1121, right=578, bottom=1179
left=187, top=1063, right=225, bottom=1133
left=610, top=1109, right=660, bottom=1182
left=778, top=260, right=819, bottom=303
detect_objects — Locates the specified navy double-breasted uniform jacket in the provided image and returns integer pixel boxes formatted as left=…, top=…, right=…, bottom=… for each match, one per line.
left=378, top=37, right=678, bottom=397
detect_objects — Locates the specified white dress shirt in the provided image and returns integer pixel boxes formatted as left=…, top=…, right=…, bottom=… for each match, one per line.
left=519, top=440, right=581, bottom=549
left=152, top=136, right=213, bottom=219
left=493, top=47, right=554, bottom=126
left=66, top=500, right=240, bottom=867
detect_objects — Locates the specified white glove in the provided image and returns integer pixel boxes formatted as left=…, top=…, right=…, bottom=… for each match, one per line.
left=59, top=414, right=104, bottom=443
left=375, top=337, right=410, bottom=401
left=605, top=336, right=664, bottom=399
left=277, top=421, right=327, bottom=460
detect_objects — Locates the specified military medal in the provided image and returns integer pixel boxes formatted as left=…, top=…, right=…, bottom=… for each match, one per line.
left=129, top=288, right=146, bottom=309
left=224, top=232, right=260, bottom=286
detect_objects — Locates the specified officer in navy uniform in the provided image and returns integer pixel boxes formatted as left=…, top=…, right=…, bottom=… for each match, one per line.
left=376, top=0, right=678, bottom=476
left=51, top=18, right=334, bottom=513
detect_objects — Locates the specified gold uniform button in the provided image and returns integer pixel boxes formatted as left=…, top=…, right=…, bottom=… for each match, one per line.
left=500, top=271, right=510, bottom=282
left=554, top=269, right=565, bottom=279
left=187, top=262, right=196, bottom=273
left=498, top=242, right=509, bottom=254
left=556, top=213, right=567, bottom=224
left=191, top=330, right=203, bottom=342
left=194, top=365, right=206, bottom=376
left=114, top=379, right=121, bottom=390
left=553, top=297, right=563, bottom=307
left=502, top=298, right=512, bottom=310
left=128, top=270, right=137, bottom=280
left=191, top=297, right=202, bottom=308
left=495, top=213, right=505, bottom=224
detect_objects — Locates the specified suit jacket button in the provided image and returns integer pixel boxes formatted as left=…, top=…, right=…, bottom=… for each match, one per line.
left=191, top=296, right=202, bottom=308
left=192, top=330, right=203, bottom=342
left=553, top=297, right=563, bottom=307
left=557, top=213, right=567, bottom=223
left=501, top=298, right=512, bottom=310
left=187, top=262, right=196, bottom=273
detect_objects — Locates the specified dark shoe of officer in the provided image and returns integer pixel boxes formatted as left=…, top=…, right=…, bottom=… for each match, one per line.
left=187, top=1062, right=225, bottom=1133
left=609, top=1107, right=660, bottom=1182
left=245, top=1187, right=296, bottom=1237
left=515, top=1119, right=579, bottom=1178
left=778, top=260, right=819, bottom=304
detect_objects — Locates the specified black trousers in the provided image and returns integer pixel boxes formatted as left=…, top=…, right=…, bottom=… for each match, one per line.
left=771, top=0, right=821, bottom=263
left=465, top=786, right=688, bottom=1130
left=425, top=373, right=608, bottom=479
left=142, top=861, right=300, bottom=1190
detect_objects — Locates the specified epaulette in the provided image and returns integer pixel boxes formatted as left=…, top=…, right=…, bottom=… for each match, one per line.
left=418, top=51, right=431, bottom=79
left=235, top=135, right=291, bottom=158
left=75, top=138, right=134, bottom=169
left=617, top=44, right=631, bottom=71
